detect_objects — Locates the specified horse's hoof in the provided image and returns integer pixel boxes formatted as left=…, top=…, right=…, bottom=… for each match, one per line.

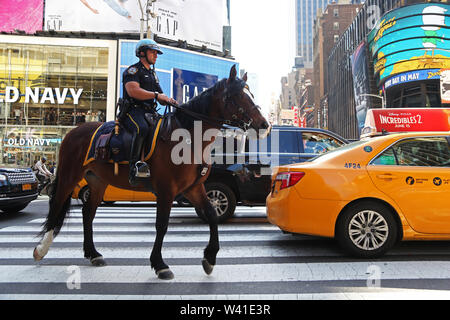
left=202, top=258, right=214, bottom=275
left=33, top=247, right=43, bottom=261
left=156, top=268, right=174, bottom=280
left=90, top=256, right=107, bottom=267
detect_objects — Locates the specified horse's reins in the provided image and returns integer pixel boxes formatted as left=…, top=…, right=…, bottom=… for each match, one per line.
left=165, top=97, right=256, bottom=131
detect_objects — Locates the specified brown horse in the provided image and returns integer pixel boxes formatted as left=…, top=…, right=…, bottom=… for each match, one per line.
left=33, top=65, right=270, bottom=280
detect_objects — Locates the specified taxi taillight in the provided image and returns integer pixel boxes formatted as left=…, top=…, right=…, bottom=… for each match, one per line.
left=275, top=172, right=305, bottom=190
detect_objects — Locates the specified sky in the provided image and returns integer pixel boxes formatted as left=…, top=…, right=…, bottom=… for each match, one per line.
left=230, top=0, right=296, bottom=117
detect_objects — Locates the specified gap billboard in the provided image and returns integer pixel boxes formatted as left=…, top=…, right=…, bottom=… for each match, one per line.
left=45, top=0, right=223, bottom=51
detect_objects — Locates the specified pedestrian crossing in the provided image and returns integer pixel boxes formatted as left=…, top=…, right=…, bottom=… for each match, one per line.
left=1, top=203, right=450, bottom=300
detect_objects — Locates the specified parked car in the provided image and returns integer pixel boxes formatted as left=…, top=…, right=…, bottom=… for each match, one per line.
left=72, top=126, right=348, bottom=222
left=267, top=131, right=450, bottom=258
left=0, top=167, right=39, bottom=213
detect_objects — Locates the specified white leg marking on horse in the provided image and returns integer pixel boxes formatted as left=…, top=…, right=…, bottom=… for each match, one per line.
left=34, top=230, right=54, bottom=260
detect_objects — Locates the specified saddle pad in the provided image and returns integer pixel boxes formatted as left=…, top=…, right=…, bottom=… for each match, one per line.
left=83, top=118, right=163, bottom=166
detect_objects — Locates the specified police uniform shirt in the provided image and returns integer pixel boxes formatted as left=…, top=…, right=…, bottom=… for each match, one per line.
left=122, top=61, right=163, bottom=105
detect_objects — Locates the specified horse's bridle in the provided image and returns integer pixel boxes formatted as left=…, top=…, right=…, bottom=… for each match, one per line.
left=222, top=94, right=259, bottom=131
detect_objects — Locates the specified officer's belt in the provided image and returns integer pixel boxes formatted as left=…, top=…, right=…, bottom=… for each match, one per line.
left=132, top=102, right=156, bottom=111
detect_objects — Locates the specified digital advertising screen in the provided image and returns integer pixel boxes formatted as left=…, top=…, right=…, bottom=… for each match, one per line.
left=368, top=3, right=450, bottom=84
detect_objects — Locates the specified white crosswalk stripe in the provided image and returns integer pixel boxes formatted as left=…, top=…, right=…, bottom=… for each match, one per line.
left=1, top=204, right=450, bottom=300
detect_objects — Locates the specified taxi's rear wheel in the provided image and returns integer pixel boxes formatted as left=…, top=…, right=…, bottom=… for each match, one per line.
left=196, top=183, right=236, bottom=223
left=336, top=201, right=397, bottom=258
left=79, top=186, right=90, bottom=205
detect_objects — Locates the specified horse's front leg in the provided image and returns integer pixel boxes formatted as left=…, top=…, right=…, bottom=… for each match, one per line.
left=184, top=183, right=219, bottom=275
left=150, top=194, right=175, bottom=280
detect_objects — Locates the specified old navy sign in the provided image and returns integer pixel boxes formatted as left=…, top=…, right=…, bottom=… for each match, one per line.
left=5, top=137, right=62, bottom=147
left=0, top=86, right=83, bottom=104
left=172, top=68, right=218, bottom=104
left=384, top=69, right=441, bottom=90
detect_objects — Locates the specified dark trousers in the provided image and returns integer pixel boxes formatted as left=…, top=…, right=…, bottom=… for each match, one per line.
left=122, top=107, right=152, bottom=169
left=122, top=107, right=150, bottom=139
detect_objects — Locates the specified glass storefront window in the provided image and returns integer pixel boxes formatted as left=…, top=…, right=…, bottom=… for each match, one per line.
left=1, top=126, right=71, bottom=167
left=0, top=37, right=116, bottom=167
left=0, top=44, right=109, bottom=127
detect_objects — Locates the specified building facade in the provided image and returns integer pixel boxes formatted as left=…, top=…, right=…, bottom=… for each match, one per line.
left=313, top=2, right=362, bottom=128
left=296, top=0, right=365, bottom=68
left=327, top=0, right=450, bottom=140
left=296, top=0, right=334, bottom=68
left=279, top=68, right=314, bottom=127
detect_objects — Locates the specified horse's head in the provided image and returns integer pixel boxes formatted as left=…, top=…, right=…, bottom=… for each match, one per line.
left=221, top=65, right=271, bottom=139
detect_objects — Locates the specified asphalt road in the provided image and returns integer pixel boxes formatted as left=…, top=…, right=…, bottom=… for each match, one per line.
left=1, top=197, right=450, bottom=300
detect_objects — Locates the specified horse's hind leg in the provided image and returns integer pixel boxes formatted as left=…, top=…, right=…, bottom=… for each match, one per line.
left=184, top=184, right=219, bottom=275
left=82, top=172, right=108, bottom=266
left=150, top=193, right=175, bottom=280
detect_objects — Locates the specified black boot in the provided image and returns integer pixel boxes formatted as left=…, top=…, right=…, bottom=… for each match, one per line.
left=129, top=135, right=150, bottom=186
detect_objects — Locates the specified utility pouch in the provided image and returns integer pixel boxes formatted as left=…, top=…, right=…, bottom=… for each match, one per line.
left=117, top=98, right=131, bottom=122
left=94, top=132, right=113, bottom=161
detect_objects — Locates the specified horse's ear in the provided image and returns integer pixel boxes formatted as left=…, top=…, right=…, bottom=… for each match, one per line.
left=228, top=65, right=237, bottom=83
left=242, top=72, right=248, bottom=82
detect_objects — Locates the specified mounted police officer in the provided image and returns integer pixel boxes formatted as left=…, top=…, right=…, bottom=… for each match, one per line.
left=122, top=38, right=177, bottom=185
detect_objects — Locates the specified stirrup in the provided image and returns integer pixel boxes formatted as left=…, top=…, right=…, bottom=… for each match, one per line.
left=134, top=161, right=150, bottom=178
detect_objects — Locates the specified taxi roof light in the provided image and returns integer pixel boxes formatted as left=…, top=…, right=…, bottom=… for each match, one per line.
left=276, top=172, right=305, bottom=190
left=362, top=108, right=450, bottom=137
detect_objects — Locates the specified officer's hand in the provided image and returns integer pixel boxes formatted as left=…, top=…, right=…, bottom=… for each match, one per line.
left=157, top=94, right=178, bottom=106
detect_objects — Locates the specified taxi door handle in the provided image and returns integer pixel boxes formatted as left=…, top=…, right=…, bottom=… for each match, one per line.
left=376, top=174, right=398, bottom=180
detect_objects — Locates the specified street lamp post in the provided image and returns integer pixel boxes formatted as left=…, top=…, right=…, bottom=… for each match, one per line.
left=138, top=0, right=157, bottom=40
left=359, top=93, right=386, bottom=109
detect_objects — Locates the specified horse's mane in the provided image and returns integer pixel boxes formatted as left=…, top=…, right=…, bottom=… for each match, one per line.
left=174, top=78, right=228, bottom=129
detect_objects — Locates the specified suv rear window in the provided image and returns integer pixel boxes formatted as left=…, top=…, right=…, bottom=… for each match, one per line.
left=302, top=132, right=345, bottom=154
left=245, top=129, right=300, bottom=154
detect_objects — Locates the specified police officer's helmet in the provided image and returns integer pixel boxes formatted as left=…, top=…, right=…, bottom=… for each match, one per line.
left=135, top=39, right=163, bottom=57
left=41, top=157, right=47, bottom=162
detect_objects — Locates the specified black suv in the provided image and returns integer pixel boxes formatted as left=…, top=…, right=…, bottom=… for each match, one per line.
left=0, top=168, right=39, bottom=213
left=192, top=126, right=348, bottom=222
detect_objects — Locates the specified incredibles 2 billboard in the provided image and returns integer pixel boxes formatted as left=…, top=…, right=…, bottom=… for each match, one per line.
left=365, top=108, right=450, bottom=133
left=368, top=3, right=450, bottom=85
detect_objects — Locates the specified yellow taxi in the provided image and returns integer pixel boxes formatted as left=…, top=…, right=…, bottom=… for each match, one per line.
left=267, top=131, right=450, bottom=258
left=72, top=179, right=156, bottom=204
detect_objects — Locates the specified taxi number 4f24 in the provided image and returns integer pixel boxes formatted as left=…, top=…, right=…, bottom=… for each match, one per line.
left=345, top=162, right=361, bottom=169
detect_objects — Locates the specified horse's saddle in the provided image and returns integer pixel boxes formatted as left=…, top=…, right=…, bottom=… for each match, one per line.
left=83, top=113, right=178, bottom=166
